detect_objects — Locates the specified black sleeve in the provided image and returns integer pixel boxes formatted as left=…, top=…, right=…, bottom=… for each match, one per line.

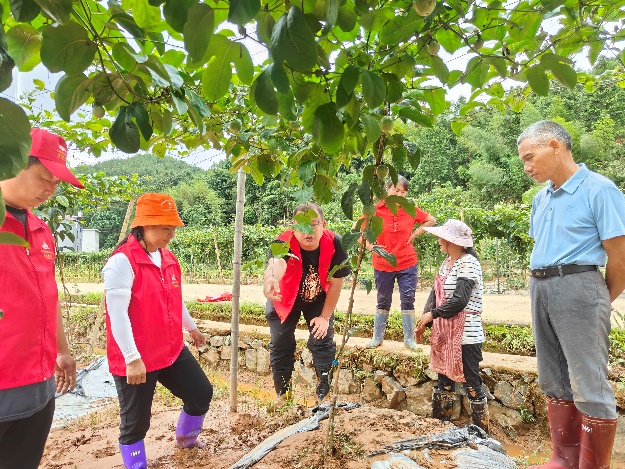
left=431, top=277, right=475, bottom=319
left=330, top=234, right=351, bottom=278
left=423, top=287, right=436, bottom=314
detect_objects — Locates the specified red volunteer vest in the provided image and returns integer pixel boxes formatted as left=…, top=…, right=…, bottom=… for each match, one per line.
left=105, top=235, right=184, bottom=375
left=0, top=211, right=58, bottom=390
left=273, top=229, right=335, bottom=323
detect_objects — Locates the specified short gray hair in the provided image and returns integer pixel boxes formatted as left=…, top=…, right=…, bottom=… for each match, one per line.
left=385, top=175, right=409, bottom=191
left=517, top=120, right=572, bottom=150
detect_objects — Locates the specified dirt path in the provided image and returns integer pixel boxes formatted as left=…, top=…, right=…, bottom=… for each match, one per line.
left=62, top=282, right=625, bottom=326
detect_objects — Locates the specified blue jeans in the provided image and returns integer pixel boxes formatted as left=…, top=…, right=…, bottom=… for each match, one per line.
left=374, top=265, right=418, bottom=311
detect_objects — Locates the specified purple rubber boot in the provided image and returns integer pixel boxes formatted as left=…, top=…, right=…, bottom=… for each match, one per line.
left=175, top=409, right=206, bottom=448
left=119, top=440, right=147, bottom=469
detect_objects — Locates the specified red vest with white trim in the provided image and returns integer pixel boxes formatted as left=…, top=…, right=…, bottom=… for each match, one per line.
left=272, top=229, right=335, bottom=323
left=105, top=235, right=184, bottom=375
left=0, top=211, right=58, bottom=390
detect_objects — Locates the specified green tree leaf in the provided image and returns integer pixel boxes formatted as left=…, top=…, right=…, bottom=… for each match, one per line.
left=228, top=0, right=259, bottom=26
left=527, top=65, right=550, bottom=96
left=187, top=89, right=210, bottom=117
left=55, top=74, right=90, bottom=122
left=361, top=69, right=386, bottom=109
left=130, top=102, right=153, bottom=140
left=547, top=62, right=577, bottom=89
left=251, top=69, right=278, bottom=115
left=337, top=3, right=357, bottom=32
left=270, top=6, right=317, bottom=72
left=10, top=0, right=40, bottom=22
left=269, top=62, right=290, bottom=94
left=321, top=0, right=339, bottom=37
left=130, top=0, right=162, bottom=30
left=341, top=182, right=358, bottom=220
left=397, top=105, right=432, bottom=127
left=382, top=72, right=402, bottom=103
left=313, top=173, right=338, bottom=204
left=423, top=88, right=447, bottom=116
left=341, top=230, right=360, bottom=251
left=163, top=0, right=197, bottom=33
left=40, top=22, right=97, bottom=74
left=184, top=3, right=214, bottom=64
left=436, top=27, right=462, bottom=53
left=6, top=23, right=41, bottom=72
left=0, top=232, right=29, bottom=246
left=36, top=0, right=73, bottom=25
left=0, top=97, right=30, bottom=180
left=360, top=113, right=381, bottom=144
left=312, top=102, right=344, bottom=153
left=202, top=35, right=253, bottom=101
left=379, top=11, right=422, bottom=45
left=430, top=55, right=449, bottom=84
left=339, top=64, right=360, bottom=94
left=110, top=106, right=140, bottom=153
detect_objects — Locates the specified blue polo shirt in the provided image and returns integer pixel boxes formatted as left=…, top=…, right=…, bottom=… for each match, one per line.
left=529, top=164, right=625, bottom=270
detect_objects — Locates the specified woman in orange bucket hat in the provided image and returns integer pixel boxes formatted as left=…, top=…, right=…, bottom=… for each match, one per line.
left=102, top=193, right=212, bottom=468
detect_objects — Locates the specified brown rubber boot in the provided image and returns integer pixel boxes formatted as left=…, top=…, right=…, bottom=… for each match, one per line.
left=432, top=388, right=454, bottom=421
left=579, top=414, right=617, bottom=469
left=529, top=396, right=581, bottom=469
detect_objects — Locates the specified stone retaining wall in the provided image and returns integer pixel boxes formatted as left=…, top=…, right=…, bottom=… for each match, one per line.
left=195, top=331, right=625, bottom=460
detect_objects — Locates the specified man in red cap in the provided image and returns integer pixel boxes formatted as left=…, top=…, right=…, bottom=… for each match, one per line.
left=0, top=128, right=84, bottom=468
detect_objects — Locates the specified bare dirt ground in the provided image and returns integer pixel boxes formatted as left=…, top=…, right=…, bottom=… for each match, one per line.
left=46, top=283, right=624, bottom=468
left=59, top=281, right=625, bottom=326
left=41, top=364, right=550, bottom=469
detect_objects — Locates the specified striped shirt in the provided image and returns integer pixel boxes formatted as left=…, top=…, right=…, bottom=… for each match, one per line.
left=438, top=254, right=485, bottom=344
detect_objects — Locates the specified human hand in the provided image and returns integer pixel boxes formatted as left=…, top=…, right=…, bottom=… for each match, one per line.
left=416, top=312, right=434, bottom=330
left=55, top=353, right=76, bottom=394
left=263, top=278, right=282, bottom=301
left=189, top=328, right=206, bottom=347
left=310, top=316, right=330, bottom=340
left=126, top=359, right=147, bottom=385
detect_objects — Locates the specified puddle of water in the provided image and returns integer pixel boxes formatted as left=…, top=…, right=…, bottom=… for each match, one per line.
left=209, top=374, right=317, bottom=407
left=503, top=442, right=551, bottom=464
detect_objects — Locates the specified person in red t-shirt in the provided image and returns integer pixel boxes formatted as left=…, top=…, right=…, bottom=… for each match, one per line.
left=365, top=176, right=436, bottom=349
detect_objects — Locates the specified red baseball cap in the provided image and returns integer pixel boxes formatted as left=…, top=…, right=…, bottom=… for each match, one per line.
left=29, top=128, right=84, bottom=189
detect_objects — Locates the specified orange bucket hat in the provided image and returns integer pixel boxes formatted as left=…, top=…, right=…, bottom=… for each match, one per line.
left=130, top=193, right=184, bottom=228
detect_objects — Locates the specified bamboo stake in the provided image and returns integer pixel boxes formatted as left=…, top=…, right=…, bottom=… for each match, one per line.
left=230, top=169, right=246, bottom=412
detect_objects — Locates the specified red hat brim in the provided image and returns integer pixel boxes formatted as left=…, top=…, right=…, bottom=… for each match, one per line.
left=38, top=158, right=85, bottom=189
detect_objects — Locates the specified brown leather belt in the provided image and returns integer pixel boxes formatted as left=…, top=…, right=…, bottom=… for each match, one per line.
left=531, top=264, right=598, bottom=278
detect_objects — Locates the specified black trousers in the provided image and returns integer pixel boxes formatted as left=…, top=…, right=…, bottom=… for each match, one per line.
left=113, top=346, right=213, bottom=445
left=0, top=397, right=55, bottom=469
left=437, top=343, right=486, bottom=402
left=266, top=300, right=336, bottom=382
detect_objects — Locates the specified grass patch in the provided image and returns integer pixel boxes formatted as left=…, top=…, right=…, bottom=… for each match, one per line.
left=62, top=293, right=625, bottom=364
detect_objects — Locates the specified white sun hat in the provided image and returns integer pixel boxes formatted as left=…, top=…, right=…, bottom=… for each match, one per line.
left=423, top=219, right=474, bottom=248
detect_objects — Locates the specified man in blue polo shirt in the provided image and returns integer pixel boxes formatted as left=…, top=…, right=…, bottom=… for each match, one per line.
left=518, top=120, right=625, bottom=469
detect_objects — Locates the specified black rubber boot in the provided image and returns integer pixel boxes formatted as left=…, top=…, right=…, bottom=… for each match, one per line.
left=272, top=371, right=292, bottom=396
left=315, top=366, right=331, bottom=402
left=268, top=371, right=293, bottom=412
left=432, top=388, right=454, bottom=421
left=469, top=397, right=490, bottom=433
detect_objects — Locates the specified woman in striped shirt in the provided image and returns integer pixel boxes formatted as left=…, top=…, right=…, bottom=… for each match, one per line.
left=416, top=219, right=488, bottom=432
